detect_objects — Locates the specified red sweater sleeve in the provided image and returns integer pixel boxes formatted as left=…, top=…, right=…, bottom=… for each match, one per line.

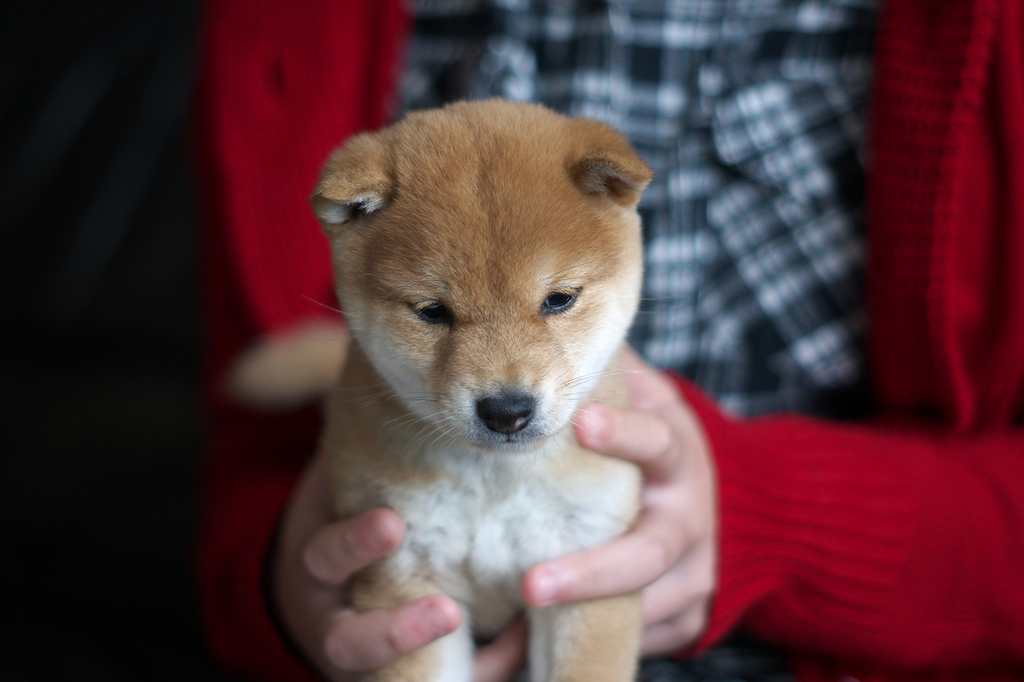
left=693, top=1, right=1024, bottom=678
left=193, top=1, right=409, bottom=679
left=686, top=382, right=1024, bottom=675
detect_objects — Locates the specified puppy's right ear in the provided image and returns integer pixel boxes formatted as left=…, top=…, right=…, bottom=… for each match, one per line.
left=311, top=133, right=393, bottom=237
left=566, top=119, right=653, bottom=209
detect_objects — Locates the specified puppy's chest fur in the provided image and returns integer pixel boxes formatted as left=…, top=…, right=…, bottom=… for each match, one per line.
left=325, top=346, right=640, bottom=636
left=384, top=444, right=636, bottom=633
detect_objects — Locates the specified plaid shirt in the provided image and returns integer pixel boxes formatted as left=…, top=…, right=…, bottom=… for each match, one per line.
left=402, top=0, right=878, bottom=419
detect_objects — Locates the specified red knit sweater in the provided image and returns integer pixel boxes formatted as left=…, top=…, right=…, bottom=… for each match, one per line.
left=194, top=1, right=1024, bottom=681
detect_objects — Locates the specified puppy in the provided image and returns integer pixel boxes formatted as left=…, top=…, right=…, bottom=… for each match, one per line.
left=309, top=99, right=652, bottom=682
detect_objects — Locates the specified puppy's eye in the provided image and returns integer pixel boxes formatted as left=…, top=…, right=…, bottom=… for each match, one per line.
left=414, top=302, right=453, bottom=325
left=542, top=290, right=578, bottom=316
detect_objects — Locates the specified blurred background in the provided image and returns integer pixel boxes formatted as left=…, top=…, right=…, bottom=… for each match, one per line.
left=0, top=1, right=243, bottom=679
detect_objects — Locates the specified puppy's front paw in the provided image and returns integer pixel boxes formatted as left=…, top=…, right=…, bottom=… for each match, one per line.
left=529, top=594, right=642, bottom=682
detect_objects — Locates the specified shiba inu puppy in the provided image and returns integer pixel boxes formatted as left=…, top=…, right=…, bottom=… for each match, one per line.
left=307, top=99, right=652, bottom=682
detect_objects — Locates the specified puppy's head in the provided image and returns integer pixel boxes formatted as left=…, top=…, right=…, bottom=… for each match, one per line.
left=313, top=100, right=651, bottom=452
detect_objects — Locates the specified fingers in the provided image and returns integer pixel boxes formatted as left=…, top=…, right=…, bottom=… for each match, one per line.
left=472, top=617, right=528, bottom=682
left=522, top=512, right=682, bottom=607
left=639, top=550, right=714, bottom=627
left=640, top=551, right=714, bottom=655
left=304, top=508, right=405, bottom=586
left=640, top=609, right=708, bottom=656
left=617, top=348, right=681, bottom=410
left=575, top=404, right=677, bottom=480
left=324, top=595, right=462, bottom=671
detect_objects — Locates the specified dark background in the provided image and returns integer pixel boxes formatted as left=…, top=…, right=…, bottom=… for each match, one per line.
left=1, top=2, right=244, bottom=679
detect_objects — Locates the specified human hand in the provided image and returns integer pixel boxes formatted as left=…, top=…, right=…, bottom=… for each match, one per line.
left=522, top=348, right=718, bottom=654
left=270, top=450, right=528, bottom=682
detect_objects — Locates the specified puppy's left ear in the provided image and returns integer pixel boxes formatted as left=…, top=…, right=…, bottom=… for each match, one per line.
left=568, top=119, right=653, bottom=208
left=312, top=132, right=394, bottom=237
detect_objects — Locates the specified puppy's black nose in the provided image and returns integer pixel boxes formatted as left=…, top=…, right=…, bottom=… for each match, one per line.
left=476, top=392, right=536, bottom=434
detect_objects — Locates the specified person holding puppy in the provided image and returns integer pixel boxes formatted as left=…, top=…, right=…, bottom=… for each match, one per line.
left=195, top=1, right=1024, bottom=682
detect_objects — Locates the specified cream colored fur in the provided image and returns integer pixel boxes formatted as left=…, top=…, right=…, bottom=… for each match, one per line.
left=237, top=100, right=653, bottom=682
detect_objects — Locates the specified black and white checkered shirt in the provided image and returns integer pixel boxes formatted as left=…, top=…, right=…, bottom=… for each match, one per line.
left=402, top=0, right=877, bottom=419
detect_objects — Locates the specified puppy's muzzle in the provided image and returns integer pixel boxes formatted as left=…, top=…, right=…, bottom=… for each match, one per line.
left=476, top=392, right=536, bottom=434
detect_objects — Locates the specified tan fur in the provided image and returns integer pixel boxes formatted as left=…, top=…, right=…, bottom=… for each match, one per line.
left=351, top=571, right=451, bottom=682
left=311, top=100, right=652, bottom=682
left=226, top=322, right=349, bottom=410
left=538, top=593, right=642, bottom=682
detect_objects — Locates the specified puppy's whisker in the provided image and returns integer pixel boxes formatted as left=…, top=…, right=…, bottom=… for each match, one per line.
left=394, top=413, right=452, bottom=458
left=376, top=407, right=449, bottom=445
left=300, top=295, right=346, bottom=317
left=378, top=412, right=421, bottom=436
left=411, top=418, right=462, bottom=459
left=332, top=385, right=393, bottom=399
left=325, top=379, right=394, bottom=395
left=559, top=369, right=607, bottom=391
left=393, top=410, right=441, bottom=433
left=425, top=421, right=461, bottom=450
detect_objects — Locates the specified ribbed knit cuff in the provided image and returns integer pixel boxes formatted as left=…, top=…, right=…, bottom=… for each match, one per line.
left=670, top=377, right=919, bottom=658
